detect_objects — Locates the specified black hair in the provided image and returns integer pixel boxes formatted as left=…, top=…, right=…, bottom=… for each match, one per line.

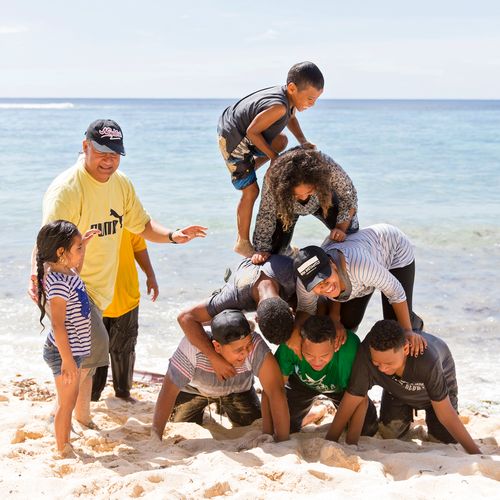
left=256, top=297, right=294, bottom=345
left=35, top=220, right=80, bottom=327
left=300, top=315, right=337, bottom=343
left=268, top=148, right=333, bottom=231
left=368, top=320, right=406, bottom=352
left=287, top=61, right=324, bottom=91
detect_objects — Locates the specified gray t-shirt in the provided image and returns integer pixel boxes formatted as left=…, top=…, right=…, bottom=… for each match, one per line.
left=167, top=332, right=270, bottom=397
left=206, top=255, right=296, bottom=317
left=347, top=332, right=458, bottom=408
left=218, top=85, right=292, bottom=153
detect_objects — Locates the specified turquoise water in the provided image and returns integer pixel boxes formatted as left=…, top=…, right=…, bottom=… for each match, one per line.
left=0, top=98, right=499, bottom=413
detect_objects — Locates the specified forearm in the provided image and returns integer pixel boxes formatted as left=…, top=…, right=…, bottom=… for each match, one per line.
left=152, top=377, right=180, bottom=439
left=325, top=392, right=364, bottom=442
left=434, top=400, right=481, bottom=454
left=260, top=391, right=274, bottom=435
left=134, top=249, right=156, bottom=279
left=335, top=208, right=356, bottom=231
left=246, top=131, right=277, bottom=160
left=178, top=309, right=218, bottom=361
left=345, top=396, right=368, bottom=445
left=286, top=115, right=307, bottom=144
left=268, top=386, right=290, bottom=441
left=52, top=325, right=73, bottom=361
left=391, top=301, right=413, bottom=331
left=140, top=220, right=176, bottom=244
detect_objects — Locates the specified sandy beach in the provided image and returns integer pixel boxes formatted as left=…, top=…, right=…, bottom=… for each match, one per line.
left=1, top=375, right=498, bottom=499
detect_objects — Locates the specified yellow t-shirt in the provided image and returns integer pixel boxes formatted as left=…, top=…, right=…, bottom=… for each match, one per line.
left=103, top=230, right=147, bottom=318
left=42, top=155, right=151, bottom=310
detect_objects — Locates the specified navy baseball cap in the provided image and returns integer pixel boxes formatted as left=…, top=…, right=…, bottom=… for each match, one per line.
left=211, top=309, right=251, bottom=345
left=85, top=119, right=126, bottom=156
left=294, top=246, right=332, bottom=292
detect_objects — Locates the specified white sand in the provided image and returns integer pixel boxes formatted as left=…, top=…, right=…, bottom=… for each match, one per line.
left=1, top=376, right=499, bottom=499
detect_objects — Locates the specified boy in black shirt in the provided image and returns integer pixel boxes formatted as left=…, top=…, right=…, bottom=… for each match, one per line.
left=326, top=320, right=481, bottom=454
left=218, top=62, right=324, bottom=257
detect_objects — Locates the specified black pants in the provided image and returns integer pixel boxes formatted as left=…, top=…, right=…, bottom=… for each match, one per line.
left=286, top=373, right=378, bottom=435
left=91, top=306, right=139, bottom=401
left=379, top=390, right=458, bottom=444
left=269, top=192, right=341, bottom=255
left=339, top=261, right=424, bottom=331
left=171, top=388, right=261, bottom=426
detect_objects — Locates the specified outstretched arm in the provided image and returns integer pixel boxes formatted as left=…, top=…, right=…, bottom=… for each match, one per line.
left=287, top=114, right=314, bottom=148
left=325, top=391, right=365, bottom=442
left=177, top=303, right=236, bottom=381
left=431, top=397, right=481, bottom=454
left=140, top=219, right=207, bottom=244
left=151, top=375, right=181, bottom=440
left=258, top=354, right=290, bottom=441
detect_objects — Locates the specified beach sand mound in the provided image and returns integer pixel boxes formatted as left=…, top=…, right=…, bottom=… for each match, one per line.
left=1, top=376, right=499, bottom=499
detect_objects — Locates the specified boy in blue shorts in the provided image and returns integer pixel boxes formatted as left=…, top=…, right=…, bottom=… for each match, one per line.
left=218, top=61, right=324, bottom=257
left=275, top=315, right=378, bottom=436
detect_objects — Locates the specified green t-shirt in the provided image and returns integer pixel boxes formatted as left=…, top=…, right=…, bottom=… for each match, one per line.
left=275, top=331, right=360, bottom=394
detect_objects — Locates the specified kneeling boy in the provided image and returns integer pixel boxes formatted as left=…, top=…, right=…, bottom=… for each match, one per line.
left=152, top=309, right=289, bottom=441
left=326, top=319, right=481, bottom=454
left=275, top=315, right=378, bottom=436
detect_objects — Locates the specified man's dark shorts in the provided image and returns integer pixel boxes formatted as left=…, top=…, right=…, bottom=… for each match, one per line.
left=171, top=388, right=261, bottom=426
left=379, top=390, right=458, bottom=444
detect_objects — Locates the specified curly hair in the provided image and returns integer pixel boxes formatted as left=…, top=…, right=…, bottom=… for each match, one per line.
left=268, top=148, right=333, bottom=231
left=367, top=320, right=406, bottom=352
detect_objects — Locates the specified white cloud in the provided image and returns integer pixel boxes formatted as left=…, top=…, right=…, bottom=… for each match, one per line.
left=246, top=29, right=278, bottom=43
left=0, top=25, right=28, bottom=35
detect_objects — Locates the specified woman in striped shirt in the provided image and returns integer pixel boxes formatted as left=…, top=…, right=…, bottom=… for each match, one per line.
left=36, top=220, right=99, bottom=457
left=294, top=224, right=425, bottom=355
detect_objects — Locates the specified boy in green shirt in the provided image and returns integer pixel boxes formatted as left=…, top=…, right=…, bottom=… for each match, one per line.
left=275, top=315, right=378, bottom=435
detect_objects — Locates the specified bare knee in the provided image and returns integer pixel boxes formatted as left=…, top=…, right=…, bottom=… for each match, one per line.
left=241, top=182, right=259, bottom=202
left=272, top=133, right=288, bottom=153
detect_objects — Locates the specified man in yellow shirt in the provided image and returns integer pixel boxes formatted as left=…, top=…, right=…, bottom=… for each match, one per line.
left=30, top=119, right=207, bottom=427
left=92, top=230, right=159, bottom=403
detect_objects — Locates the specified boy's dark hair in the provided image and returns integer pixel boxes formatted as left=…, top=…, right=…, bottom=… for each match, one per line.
left=256, top=297, right=294, bottom=345
left=368, top=320, right=406, bottom=352
left=287, top=61, right=324, bottom=90
left=301, top=315, right=337, bottom=343
left=35, top=220, right=80, bottom=327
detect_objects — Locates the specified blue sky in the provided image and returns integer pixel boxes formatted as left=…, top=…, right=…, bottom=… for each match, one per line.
left=1, top=0, right=499, bottom=98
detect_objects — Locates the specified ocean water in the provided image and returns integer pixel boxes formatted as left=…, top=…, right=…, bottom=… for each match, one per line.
left=0, top=98, right=499, bottom=414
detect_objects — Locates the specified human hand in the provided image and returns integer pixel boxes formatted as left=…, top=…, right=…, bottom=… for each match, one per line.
left=146, top=275, right=159, bottom=301
left=61, top=358, right=78, bottom=385
left=210, top=354, right=237, bottom=381
left=405, top=330, right=428, bottom=357
left=332, top=320, right=347, bottom=352
left=329, top=228, right=346, bottom=242
left=28, top=274, right=38, bottom=303
left=300, top=141, right=316, bottom=150
left=172, top=225, right=207, bottom=244
left=251, top=251, right=271, bottom=265
left=82, top=228, right=101, bottom=246
left=286, top=328, right=302, bottom=359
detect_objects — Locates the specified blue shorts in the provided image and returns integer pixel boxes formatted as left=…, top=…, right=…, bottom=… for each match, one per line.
left=43, top=340, right=85, bottom=377
left=218, top=135, right=265, bottom=190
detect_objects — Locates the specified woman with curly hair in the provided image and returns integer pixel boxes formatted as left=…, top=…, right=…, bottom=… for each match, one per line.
left=251, top=148, right=358, bottom=264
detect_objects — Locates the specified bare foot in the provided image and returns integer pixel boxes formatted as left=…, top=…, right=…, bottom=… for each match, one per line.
left=233, top=239, right=255, bottom=258
left=53, top=443, right=76, bottom=460
left=118, top=395, right=138, bottom=404
left=301, top=405, right=328, bottom=427
left=75, top=419, right=99, bottom=430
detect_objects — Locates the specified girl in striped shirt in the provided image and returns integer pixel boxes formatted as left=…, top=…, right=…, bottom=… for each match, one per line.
left=36, top=220, right=99, bottom=457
